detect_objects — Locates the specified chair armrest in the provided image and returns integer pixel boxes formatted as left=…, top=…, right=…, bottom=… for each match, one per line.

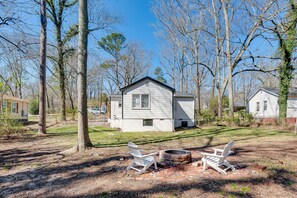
left=200, top=152, right=224, bottom=158
left=141, top=153, right=157, bottom=158
left=212, top=148, right=224, bottom=152
left=212, top=148, right=234, bottom=155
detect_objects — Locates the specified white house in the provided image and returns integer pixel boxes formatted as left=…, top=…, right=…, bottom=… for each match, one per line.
left=247, top=87, right=297, bottom=120
left=1, top=94, right=29, bottom=121
left=109, top=76, right=195, bottom=132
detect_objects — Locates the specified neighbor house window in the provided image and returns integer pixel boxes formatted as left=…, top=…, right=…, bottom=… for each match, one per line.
left=2, top=101, right=7, bottom=112
left=256, top=102, right=260, bottom=111
left=132, top=94, right=150, bottom=109
left=263, top=101, right=267, bottom=111
left=12, top=102, right=18, bottom=113
left=143, top=119, right=153, bottom=126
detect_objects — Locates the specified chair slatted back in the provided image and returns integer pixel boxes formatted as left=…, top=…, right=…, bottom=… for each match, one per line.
left=128, top=142, right=145, bottom=166
left=218, top=141, right=234, bottom=164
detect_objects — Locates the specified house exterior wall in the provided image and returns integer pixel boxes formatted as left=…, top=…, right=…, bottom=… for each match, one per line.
left=1, top=100, right=29, bottom=121
left=287, top=98, right=297, bottom=118
left=174, top=97, right=195, bottom=127
left=109, top=78, right=196, bottom=132
left=122, top=119, right=174, bottom=132
left=248, top=89, right=297, bottom=119
left=248, top=90, right=279, bottom=118
left=122, top=79, right=174, bottom=132
left=123, top=79, right=173, bottom=119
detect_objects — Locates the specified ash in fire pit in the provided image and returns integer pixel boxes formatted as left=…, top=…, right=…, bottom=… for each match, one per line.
left=159, top=149, right=192, bottom=165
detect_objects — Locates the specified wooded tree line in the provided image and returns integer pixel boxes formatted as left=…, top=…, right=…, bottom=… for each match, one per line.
left=151, top=0, right=297, bottom=123
left=0, top=0, right=296, bottom=128
left=0, top=0, right=151, bottom=121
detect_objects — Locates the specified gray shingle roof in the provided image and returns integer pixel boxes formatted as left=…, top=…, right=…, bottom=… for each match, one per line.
left=174, top=91, right=194, bottom=97
left=262, top=87, right=297, bottom=97
left=248, top=87, right=297, bottom=101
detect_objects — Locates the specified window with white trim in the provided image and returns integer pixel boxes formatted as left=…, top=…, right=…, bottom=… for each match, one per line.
left=12, top=102, right=18, bottom=113
left=132, top=94, right=150, bottom=109
left=2, top=101, right=7, bottom=112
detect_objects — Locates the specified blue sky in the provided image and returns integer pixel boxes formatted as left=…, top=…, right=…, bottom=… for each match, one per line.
left=105, top=0, right=159, bottom=70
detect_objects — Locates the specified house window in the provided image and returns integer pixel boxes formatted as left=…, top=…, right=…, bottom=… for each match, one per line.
left=143, top=119, right=153, bottom=126
left=263, top=101, right=267, bottom=111
left=12, top=102, right=18, bottom=113
left=256, top=102, right=260, bottom=111
left=2, top=101, right=7, bottom=112
left=132, top=94, right=150, bottom=109
left=141, top=94, right=149, bottom=108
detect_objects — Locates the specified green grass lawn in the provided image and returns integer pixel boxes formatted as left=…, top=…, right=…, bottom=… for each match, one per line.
left=37, top=124, right=294, bottom=148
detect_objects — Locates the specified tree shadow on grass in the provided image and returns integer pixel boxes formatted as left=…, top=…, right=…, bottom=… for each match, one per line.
left=93, top=127, right=243, bottom=147
left=94, top=127, right=285, bottom=149
left=0, top=155, right=127, bottom=197
left=55, top=167, right=296, bottom=198
left=0, top=148, right=62, bottom=170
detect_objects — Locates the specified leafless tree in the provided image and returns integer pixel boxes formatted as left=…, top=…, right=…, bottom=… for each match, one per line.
left=38, top=0, right=47, bottom=134
left=77, top=0, right=92, bottom=151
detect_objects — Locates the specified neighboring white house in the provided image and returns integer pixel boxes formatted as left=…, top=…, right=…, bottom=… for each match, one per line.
left=109, top=76, right=195, bottom=132
left=247, top=87, right=297, bottom=119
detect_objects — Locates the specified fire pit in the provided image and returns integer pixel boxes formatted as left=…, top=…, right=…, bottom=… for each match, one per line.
left=159, top=149, right=192, bottom=165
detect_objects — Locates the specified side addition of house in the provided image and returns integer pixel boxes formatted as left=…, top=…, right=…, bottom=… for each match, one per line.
left=109, top=76, right=195, bottom=132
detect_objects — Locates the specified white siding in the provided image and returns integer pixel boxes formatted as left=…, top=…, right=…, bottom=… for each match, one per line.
left=122, top=119, right=174, bottom=132
left=287, top=98, right=297, bottom=118
left=174, top=97, right=195, bottom=127
left=248, top=90, right=279, bottom=117
left=123, top=79, right=173, bottom=119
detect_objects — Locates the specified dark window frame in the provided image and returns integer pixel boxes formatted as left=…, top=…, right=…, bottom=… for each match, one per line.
left=263, top=100, right=267, bottom=111
left=256, top=102, right=260, bottom=112
left=143, top=119, right=153, bottom=126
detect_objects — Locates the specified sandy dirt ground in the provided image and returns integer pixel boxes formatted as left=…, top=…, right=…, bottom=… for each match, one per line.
left=0, top=126, right=297, bottom=198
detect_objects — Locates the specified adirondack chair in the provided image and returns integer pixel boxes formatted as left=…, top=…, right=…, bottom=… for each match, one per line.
left=201, top=141, right=235, bottom=174
left=127, top=142, right=158, bottom=174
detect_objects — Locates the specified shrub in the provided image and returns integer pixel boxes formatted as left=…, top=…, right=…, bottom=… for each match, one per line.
left=0, top=113, right=25, bottom=137
left=29, top=98, right=39, bottom=115
left=209, top=96, right=229, bottom=116
left=199, top=109, right=215, bottom=124
left=223, top=110, right=254, bottom=126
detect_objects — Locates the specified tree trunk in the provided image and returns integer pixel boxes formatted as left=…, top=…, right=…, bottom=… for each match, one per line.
left=77, top=0, right=93, bottom=151
left=67, top=86, right=75, bottom=120
left=212, top=0, right=222, bottom=118
left=38, top=0, right=47, bottom=135
left=221, top=0, right=234, bottom=118
left=46, top=92, right=50, bottom=114
left=57, top=30, right=66, bottom=121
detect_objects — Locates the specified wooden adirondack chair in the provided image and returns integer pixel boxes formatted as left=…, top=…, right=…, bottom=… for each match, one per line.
left=127, top=142, right=158, bottom=174
left=201, top=141, right=235, bottom=174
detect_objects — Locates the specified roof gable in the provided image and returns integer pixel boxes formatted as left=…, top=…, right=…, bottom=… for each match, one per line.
left=248, top=87, right=297, bottom=101
left=120, top=76, right=175, bottom=92
left=1, top=94, right=29, bottom=103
